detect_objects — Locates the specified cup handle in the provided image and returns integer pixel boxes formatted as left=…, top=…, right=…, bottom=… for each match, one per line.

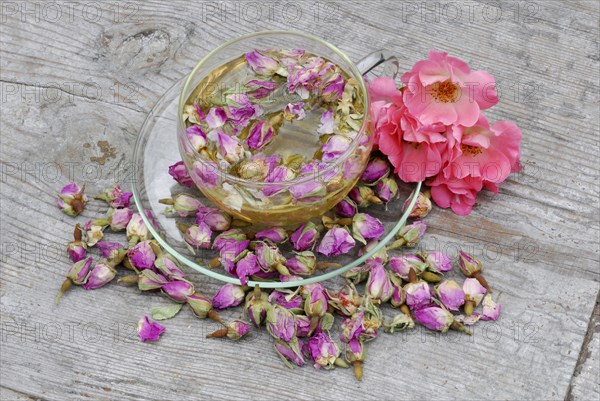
left=356, top=50, right=399, bottom=79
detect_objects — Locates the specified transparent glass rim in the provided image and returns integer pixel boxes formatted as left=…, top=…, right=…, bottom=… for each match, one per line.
left=177, top=30, right=372, bottom=188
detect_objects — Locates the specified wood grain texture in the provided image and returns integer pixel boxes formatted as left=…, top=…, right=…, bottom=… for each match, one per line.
left=1, top=0, right=599, bottom=400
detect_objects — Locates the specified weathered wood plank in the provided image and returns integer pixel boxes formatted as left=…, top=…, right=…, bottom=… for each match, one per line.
left=568, top=297, right=600, bottom=401
left=1, top=0, right=599, bottom=400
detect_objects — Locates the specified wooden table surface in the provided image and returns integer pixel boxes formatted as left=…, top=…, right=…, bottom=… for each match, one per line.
left=1, top=1, right=599, bottom=400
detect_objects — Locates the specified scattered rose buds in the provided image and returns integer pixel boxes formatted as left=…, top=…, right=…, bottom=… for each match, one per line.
left=57, top=183, right=87, bottom=216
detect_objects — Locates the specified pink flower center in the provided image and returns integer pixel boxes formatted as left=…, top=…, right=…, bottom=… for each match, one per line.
left=431, top=80, right=459, bottom=103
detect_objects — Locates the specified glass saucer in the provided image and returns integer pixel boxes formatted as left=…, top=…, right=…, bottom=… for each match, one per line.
left=132, top=78, right=421, bottom=289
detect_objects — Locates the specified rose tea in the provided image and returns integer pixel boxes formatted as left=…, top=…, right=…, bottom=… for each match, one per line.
left=179, top=48, right=371, bottom=226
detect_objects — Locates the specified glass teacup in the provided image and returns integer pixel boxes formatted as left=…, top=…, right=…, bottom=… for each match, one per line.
left=177, top=31, right=395, bottom=227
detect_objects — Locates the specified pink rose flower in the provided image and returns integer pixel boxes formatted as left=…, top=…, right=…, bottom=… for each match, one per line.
left=401, top=50, right=498, bottom=127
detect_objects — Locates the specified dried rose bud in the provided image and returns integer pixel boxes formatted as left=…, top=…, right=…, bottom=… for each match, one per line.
left=81, top=220, right=105, bottom=247
left=213, top=229, right=247, bottom=250
left=349, top=185, right=382, bottom=207
left=55, top=257, right=93, bottom=304
left=217, top=239, right=249, bottom=274
left=463, top=278, right=487, bottom=316
left=294, top=315, right=311, bottom=337
left=388, top=272, right=406, bottom=308
left=107, top=207, right=134, bottom=231
left=125, top=240, right=154, bottom=271
left=360, top=157, right=390, bottom=185
left=352, top=213, right=385, bottom=245
left=327, top=283, right=362, bottom=317
left=289, top=181, right=327, bottom=203
left=340, top=310, right=365, bottom=344
left=214, top=129, right=245, bottom=164
left=334, top=197, right=358, bottom=218
left=186, top=293, right=213, bottom=318
left=245, top=50, right=279, bottom=75
left=405, top=281, right=433, bottom=310
left=212, top=284, right=245, bottom=310
left=196, top=207, right=232, bottom=232
left=306, top=331, right=341, bottom=370
left=83, top=260, right=117, bottom=290
left=205, top=108, right=227, bottom=129
left=182, top=222, right=212, bottom=250
left=186, top=124, right=208, bottom=149
left=94, top=184, right=132, bottom=208
left=359, top=297, right=384, bottom=340
left=434, top=280, right=465, bottom=311
left=235, top=251, right=260, bottom=286
left=269, top=290, right=304, bottom=312
left=285, top=251, right=316, bottom=276
left=137, top=316, right=165, bottom=342
left=246, top=79, right=278, bottom=100
left=246, top=120, right=276, bottom=150
left=208, top=320, right=251, bottom=341
left=458, top=250, right=491, bottom=292
left=403, top=191, right=432, bottom=219
left=66, top=257, right=92, bottom=285
left=266, top=305, right=297, bottom=342
left=154, top=255, right=185, bottom=280
left=137, top=270, right=168, bottom=291
left=57, top=182, right=87, bottom=216
left=274, top=339, right=305, bottom=368
left=389, top=221, right=427, bottom=250
left=161, top=194, right=203, bottom=217
left=321, top=72, right=345, bottom=102
left=317, top=226, right=356, bottom=257
left=290, top=222, right=320, bottom=251
left=321, top=135, right=352, bottom=162
left=389, top=255, right=427, bottom=281
left=284, top=102, right=306, bottom=121
left=162, top=279, right=195, bottom=303
left=384, top=312, right=415, bottom=333
left=303, top=283, right=328, bottom=319
left=414, top=306, right=454, bottom=333
left=458, top=250, right=482, bottom=276
left=255, top=227, right=288, bottom=244
left=342, top=265, right=370, bottom=285
left=481, top=294, right=501, bottom=321
left=67, top=240, right=87, bottom=263
left=365, top=259, right=392, bottom=302
left=419, top=251, right=452, bottom=273
left=255, top=241, right=289, bottom=276
left=375, top=177, right=399, bottom=203
left=168, top=161, right=194, bottom=188
left=245, top=286, right=270, bottom=326
left=127, top=213, right=152, bottom=246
